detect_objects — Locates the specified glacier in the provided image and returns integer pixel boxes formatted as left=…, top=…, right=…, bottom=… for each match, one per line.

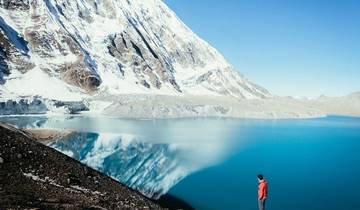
left=0, top=0, right=270, bottom=105
left=1, top=0, right=359, bottom=119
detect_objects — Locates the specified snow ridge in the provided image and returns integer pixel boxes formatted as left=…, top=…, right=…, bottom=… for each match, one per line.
left=0, top=0, right=270, bottom=102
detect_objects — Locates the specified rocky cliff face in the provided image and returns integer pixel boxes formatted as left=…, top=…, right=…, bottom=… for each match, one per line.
left=0, top=0, right=270, bottom=101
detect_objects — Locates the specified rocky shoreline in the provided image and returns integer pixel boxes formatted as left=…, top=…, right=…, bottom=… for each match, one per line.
left=0, top=123, right=192, bottom=210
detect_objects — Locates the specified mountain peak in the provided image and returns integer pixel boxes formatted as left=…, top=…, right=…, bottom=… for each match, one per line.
left=0, top=0, right=270, bottom=101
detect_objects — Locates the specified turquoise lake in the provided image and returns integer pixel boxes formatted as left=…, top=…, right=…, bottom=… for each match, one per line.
left=1, top=116, right=359, bottom=210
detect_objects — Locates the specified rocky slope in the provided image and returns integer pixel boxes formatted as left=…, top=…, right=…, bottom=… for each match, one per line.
left=0, top=0, right=270, bottom=103
left=0, top=123, right=193, bottom=209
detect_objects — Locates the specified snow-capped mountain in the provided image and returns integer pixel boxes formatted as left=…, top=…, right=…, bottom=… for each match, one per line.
left=0, top=0, right=270, bottom=101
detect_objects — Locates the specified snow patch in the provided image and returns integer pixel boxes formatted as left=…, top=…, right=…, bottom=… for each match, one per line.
left=2, top=68, right=85, bottom=101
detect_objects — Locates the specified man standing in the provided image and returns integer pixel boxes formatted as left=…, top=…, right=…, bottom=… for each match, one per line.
left=257, top=174, right=268, bottom=210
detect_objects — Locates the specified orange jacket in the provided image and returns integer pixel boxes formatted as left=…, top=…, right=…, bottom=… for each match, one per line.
left=258, top=180, right=268, bottom=200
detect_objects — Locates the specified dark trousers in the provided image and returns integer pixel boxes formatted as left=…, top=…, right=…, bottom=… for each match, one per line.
left=258, top=199, right=266, bottom=210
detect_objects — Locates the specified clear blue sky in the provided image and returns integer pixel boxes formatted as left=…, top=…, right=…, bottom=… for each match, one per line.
left=164, top=0, right=360, bottom=97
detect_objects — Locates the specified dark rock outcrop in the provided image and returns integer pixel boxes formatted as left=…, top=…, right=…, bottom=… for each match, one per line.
left=52, top=100, right=89, bottom=114
left=0, top=45, right=9, bottom=84
left=0, top=0, right=30, bottom=11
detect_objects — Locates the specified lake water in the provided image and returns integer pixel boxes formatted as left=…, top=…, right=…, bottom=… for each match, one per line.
left=1, top=116, right=359, bottom=210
